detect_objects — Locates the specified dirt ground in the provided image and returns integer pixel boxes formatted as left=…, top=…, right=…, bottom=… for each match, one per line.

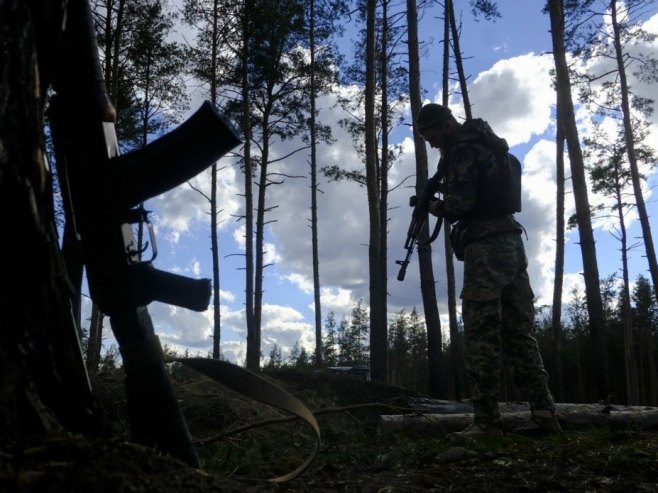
left=2, top=367, right=658, bottom=492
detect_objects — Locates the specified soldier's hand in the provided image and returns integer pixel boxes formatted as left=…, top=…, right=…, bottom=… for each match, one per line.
left=428, top=198, right=444, bottom=217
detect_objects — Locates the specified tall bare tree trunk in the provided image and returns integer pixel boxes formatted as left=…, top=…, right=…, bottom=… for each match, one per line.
left=252, top=116, right=270, bottom=371
left=448, top=0, right=471, bottom=120
left=442, top=0, right=462, bottom=401
left=551, top=101, right=565, bottom=401
left=210, top=0, right=222, bottom=359
left=611, top=151, right=639, bottom=405
left=376, top=0, right=391, bottom=382
left=610, top=0, right=658, bottom=306
left=309, top=0, right=323, bottom=368
left=406, top=0, right=444, bottom=398
left=86, top=303, right=104, bottom=376
left=101, top=0, right=126, bottom=106
left=548, top=0, right=610, bottom=400
left=645, top=330, right=658, bottom=406
left=242, top=0, right=257, bottom=370
left=365, top=0, right=387, bottom=382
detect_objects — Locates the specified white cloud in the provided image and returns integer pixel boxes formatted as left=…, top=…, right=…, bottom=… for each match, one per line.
left=284, top=272, right=314, bottom=294
left=219, top=289, right=235, bottom=303
left=152, top=156, right=242, bottom=244
left=135, top=9, right=658, bottom=361
left=320, top=287, right=357, bottom=316
left=463, top=53, right=555, bottom=146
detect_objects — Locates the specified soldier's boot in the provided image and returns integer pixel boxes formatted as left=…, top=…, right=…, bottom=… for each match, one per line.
left=515, top=409, right=562, bottom=435
left=448, top=421, right=503, bottom=442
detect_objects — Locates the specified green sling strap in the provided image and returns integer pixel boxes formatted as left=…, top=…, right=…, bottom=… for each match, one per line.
left=173, top=357, right=321, bottom=483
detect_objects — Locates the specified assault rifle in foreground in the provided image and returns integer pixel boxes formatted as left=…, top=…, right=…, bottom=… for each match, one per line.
left=396, top=171, right=443, bottom=281
left=50, top=0, right=241, bottom=466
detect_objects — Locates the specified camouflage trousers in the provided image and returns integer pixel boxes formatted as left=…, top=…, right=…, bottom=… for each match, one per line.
left=461, top=232, right=555, bottom=425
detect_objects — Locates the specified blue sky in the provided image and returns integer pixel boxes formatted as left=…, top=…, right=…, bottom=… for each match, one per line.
left=86, top=2, right=658, bottom=364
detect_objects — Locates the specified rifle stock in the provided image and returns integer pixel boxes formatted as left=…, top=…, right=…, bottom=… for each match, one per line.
left=50, top=0, right=241, bottom=466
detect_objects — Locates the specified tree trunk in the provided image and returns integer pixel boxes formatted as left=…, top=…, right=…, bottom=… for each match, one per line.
left=551, top=101, right=566, bottom=401
left=378, top=403, right=658, bottom=433
left=309, top=0, right=323, bottom=369
left=365, top=0, right=387, bottom=382
left=610, top=0, right=658, bottom=308
left=442, top=0, right=463, bottom=402
left=377, top=0, right=390, bottom=382
left=448, top=0, right=472, bottom=120
left=86, top=303, right=104, bottom=376
left=242, top=0, right=257, bottom=371
left=252, top=116, right=270, bottom=371
left=0, top=0, right=98, bottom=438
left=406, top=0, right=444, bottom=398
left=210, top=0, right=222, bottom=359
left=548, top=0, right=610, bottom=400
left=616, top=168, right=639, bottom=405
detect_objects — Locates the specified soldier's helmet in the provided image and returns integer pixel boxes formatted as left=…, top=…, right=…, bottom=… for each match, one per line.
left=416, top=103, right=452, bottom=133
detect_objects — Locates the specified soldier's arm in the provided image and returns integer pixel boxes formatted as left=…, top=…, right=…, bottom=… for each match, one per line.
left=443, top=146, right=479, bottom=221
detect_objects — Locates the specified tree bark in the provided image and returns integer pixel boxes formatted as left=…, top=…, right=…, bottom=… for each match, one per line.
left=405, top=0, right=444, bottom=398
left=308, top=0, right=323, bottom=369
left=241, top=0, right=257, bottom=371
left=0, top=0, right=98, bottom=438
left=610, top=0, right=658, bottom=310
left=378, top=403, right=658, bottom=433
left=448, top=0, right=472, bottom=120
left=210, top=0, right=222, bottom=360
left=375, top=0, right=391, bottom=382
left=548, top=0, right=610, bottom=401
left=365, top=0, right=387, bottom=382
left=443, top=0, right=463, bottom=402
left=86, top=304, right=104, bottom=376
left=551, top=101, right=566, bottom=401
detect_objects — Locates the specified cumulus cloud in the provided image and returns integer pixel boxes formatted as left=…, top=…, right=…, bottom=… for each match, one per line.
left=133, top=10, right=658, bottom=363
left=462, top=53, right=556, bottom=146
left=151, top=153, right=242, bottom=244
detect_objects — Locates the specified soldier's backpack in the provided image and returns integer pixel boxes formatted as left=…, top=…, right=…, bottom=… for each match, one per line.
left=460, top=118, right=522, bottom=214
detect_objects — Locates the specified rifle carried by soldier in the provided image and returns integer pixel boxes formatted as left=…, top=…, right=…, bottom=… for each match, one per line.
left=396, top=169, right=443, bottom=281
left=50, top=0, right=241, bottom=466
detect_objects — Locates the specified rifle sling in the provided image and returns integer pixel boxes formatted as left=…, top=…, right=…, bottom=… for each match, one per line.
left=173, top=357, right=321, bottom=483
left=426, top=214, right=444, bottom=244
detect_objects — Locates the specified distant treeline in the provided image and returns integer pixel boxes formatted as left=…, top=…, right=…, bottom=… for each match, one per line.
left=266, top=274, right=658, bottom=406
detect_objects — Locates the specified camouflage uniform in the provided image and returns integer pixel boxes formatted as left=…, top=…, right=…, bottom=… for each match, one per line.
left=441, top=120, right=555, bottom=426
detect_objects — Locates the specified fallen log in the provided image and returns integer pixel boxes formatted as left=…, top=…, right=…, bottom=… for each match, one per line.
left=378, top=403, right=658, bottom=434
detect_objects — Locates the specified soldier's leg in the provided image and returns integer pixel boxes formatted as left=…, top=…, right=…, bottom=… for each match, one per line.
left=463, top=297, right=503, bottom=425
left=500, top=270, right=555, bottom=412
left=459, top=235, right=525, bottom=435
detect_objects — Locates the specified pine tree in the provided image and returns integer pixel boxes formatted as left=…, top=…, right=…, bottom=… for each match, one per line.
left=321, top=311, right=339, bottom=367
left=548, top=0, right=610, bottom=400
left=404, top=0, right=445, bottom=398
left=632, top=275, right=658, bottom=404
left=388, top=310, right=411, bottom=387
left=265, top=343, right=284, bottom=368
